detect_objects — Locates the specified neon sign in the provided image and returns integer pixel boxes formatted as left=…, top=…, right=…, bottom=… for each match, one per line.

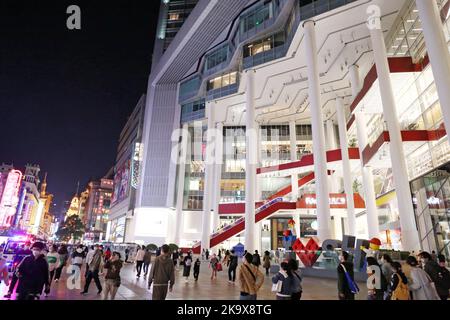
left=0, top=170, right=22, bottom=226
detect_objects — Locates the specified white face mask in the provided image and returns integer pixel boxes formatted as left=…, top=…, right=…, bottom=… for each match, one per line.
left=76, top=248, right=83, bottom=253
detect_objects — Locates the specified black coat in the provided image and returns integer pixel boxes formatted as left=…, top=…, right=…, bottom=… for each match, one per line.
left=337, top=261, right=354, bottom=297
left=17, top=255, right=49, bottom=295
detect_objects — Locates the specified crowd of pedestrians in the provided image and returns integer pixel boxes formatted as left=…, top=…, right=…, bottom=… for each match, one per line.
left=0, top=239, right=448, bottom=301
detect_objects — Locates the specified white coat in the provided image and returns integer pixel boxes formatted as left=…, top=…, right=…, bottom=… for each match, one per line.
left=408, top=267, right=441, bottom=300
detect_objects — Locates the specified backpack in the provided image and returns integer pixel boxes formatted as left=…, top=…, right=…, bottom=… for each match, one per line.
left=391, top=273, right=410, bottom=300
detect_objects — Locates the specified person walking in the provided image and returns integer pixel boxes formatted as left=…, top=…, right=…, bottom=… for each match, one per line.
left=147, top=244, right=175, bottom=300
left=54, top=244, right=68, bottom=282
left=104, top=247, right=112, bottom=262
left=252, top=250, right=261, bottom=268
left=228, top=250, right=238, bottom=284
left=4, top=243, right=32, bottom=299
left=15, top=242, right=49, bottom=300
left=222, top=250, right=230, bottom=268
left=143, top=247, right=152, bottom=278
left=135, top=245, right=146, bottom=278
left=102, top=252, right=123, bottom=300
left=262, top=251, right=271, bottom=276
left=406, top=256, right=440, bottom=300
left=205, top=249, right=210, bottom=260
left=380, top=253, right=394, bottom=299
left=271, top=261, right=299, bottom=300
left=419, top=251, right=450, bottom=300
left=288, top=258, right=303, bottom=300
left=337, top=251, right=356, bottom=300
left=71, top=245, right=85, bottom=277
left=44, top=244, right=60, bottom=297
left=124, top=247, right=130, bottom=263
left=366, top=257, right=386, bottom=300
left=183, top=252, right=193, bottom=282
left=210, top=254, right=219, bottom=280
left=238, top=253, right=264, bottom=300
left=81, top=245, right=104, bottom=295
left=172, top=249, right=179, bottom=269
left=85, top=246, right=95, bottom=277
left=193, top=258, right=201, bottom=281
left=387, top=262, right=409, bottom=300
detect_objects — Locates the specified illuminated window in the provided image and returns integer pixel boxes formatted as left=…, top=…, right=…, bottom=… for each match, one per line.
left=169, top=13, right=180, bottom=21
left=207, top=72, right=238, bottom=91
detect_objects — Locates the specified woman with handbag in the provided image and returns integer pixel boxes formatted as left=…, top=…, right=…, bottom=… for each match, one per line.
left=271, top=262, right=299, bottom=300
left=102, top=252, right=123, bottom=300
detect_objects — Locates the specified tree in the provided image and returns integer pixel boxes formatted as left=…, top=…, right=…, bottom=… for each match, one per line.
left=56, top=215, right=85, bottom=242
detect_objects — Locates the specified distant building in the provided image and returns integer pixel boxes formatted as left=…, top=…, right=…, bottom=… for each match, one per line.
left=107, top=95, right=146, bottom=243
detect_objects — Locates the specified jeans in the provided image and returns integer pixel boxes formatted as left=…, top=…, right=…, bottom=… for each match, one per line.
left=136, top=261, right=144, bottom=276
left=228, top=266, right=237, bottom=282
left=55, top=265, right=64, bottom=280
left=143, top=262, right=150, bottom=276
left=240, top=294, right=257, bottom=300
left=84, top=270, right=102, bottom=293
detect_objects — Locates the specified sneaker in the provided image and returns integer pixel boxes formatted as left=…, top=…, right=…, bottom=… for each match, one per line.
left=80, top=291, right=87, bottom=295
left=54, top=279, right=59, bottom=283
left=97, top=290, right=102, bottom=295
left=228, top=280, right=233, bottom=283
left=3, top=293, right=11, bottom=299
left=45, top=294, right=49, bottom=298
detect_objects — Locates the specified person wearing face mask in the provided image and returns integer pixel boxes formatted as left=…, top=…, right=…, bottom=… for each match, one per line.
left=3, top=243, right=32, bottom=299
left=337, top=251, right=356, bottom=300
left=419, top=252, right=450, bottom=300
left=102, top=252, right=123, bottom=300
left=15, top=242, right=49, bottom=300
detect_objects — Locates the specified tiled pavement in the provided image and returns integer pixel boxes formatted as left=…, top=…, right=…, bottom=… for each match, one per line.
left=0, top=258, right=368, bottom=300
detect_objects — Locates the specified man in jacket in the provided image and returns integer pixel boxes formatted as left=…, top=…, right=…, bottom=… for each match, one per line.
left=238, top=253, right=264, bottom=300
left=81, top=245, right=103, bottom=295
left=148, top=244, right=175, bottom=300
left=420, top=251, right=450, bottom=300
left=15, top=242, right=49, bottom=300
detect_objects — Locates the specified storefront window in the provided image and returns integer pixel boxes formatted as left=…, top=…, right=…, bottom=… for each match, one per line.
left=411, top=163, right=450, bottom=262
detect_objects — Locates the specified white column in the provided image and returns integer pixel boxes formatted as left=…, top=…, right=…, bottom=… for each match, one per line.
left=293, top=214, right=301, bottom=239
left=303, top=20, right=332, bottom=241
left=201, top=103, right=215, bottom=251
left=255, top=122, right=262, bottom=253
left=355, top=113, right=379, bottom=238
left=326, top=119, right=340, bottom=193
left=336, top=98, right=356, bottom=236
left=174, top=123, right=189, bottom=245
left=289, top=120, right=299, bottom=201
left=245, top=69, right=257, bottom=253
left=212, top=122, right=223, bottom=231
left=256, top=123, right=263, bottom=200
left=370, top=19, right=420, bottom=251
left=349, top=64, right=361, bottom=99
left=416, top=0, right=450, bottom=145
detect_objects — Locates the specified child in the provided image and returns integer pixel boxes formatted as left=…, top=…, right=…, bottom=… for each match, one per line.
left=193, top=258, right=201, bottom=281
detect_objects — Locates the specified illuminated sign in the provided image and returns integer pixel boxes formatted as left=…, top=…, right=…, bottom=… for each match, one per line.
left=0, top=170, right=22, bottom=226
left=131, top=142, right=143, bottom=189
left=297, top=193, right=366, bottom=209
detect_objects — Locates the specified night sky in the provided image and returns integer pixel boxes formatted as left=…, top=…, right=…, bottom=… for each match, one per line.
left=0, top=1, right=160, bottom=216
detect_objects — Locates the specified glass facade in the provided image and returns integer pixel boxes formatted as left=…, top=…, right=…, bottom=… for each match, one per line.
left=162, top=0, right=200, bottom=52
left=181, top=99, right=205, bottom=123
left=179, top=76, right=201, bottom=103
left=205, top=45, right=229, bottom=71
left=411, top=163, right=450, bottom=262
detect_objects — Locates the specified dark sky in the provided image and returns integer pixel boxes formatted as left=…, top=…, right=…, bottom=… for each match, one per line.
left=0, top=0, right=160, bottom=216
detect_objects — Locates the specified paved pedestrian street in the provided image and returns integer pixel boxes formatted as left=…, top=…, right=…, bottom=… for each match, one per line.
left=0, top=259, right=368, bottom=300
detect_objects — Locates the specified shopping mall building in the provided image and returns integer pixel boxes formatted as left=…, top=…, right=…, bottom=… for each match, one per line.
left=121, top=0, right=450, bottom=261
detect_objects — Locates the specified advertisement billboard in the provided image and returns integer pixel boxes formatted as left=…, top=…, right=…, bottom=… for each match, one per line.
left=111, top=159, right=131, bottom=206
